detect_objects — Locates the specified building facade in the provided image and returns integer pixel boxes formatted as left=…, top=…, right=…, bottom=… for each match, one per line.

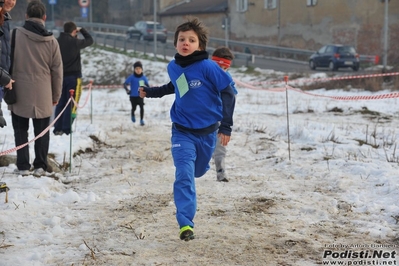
left=228, top=0, right=398, bottom=59
left=107, top=0, right=399, bottom=62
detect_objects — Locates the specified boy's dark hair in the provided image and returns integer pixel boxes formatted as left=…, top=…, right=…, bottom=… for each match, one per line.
left=212, top=46, right=234, bottom=60
left=174, top=17, right=208, bottom=51
left=26, top=0, right=46, bottom=19
left=64, top=22, right=77, bottom=34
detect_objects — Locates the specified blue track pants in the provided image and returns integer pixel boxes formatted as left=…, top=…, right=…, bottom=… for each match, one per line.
left=171, top=127, right=217, bottom=229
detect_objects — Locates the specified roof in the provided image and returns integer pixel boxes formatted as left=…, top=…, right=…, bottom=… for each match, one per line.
left=159, top=0, right=228, bottom=17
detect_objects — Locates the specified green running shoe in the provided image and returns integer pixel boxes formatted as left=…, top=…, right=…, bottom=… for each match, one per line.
left=179, top=226, right=195, bottom=241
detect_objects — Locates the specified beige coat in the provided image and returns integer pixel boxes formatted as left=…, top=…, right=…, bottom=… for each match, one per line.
left=8, top=19, right=63, bottom=119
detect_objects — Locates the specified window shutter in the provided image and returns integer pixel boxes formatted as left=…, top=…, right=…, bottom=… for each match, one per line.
left=265, top=0, right=277, bottom=9
left=236, top=0, right=248, bottom=12
left=307, top=0, right=317, bottom=6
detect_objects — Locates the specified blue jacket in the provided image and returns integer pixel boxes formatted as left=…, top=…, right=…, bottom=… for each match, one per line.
left=0, top=14, right=11, bottom=71
left=124, top=73, right=149, bottom=97
left=0, top=13, right=12, bottom=100
left=144, top=57, right=235, bottom=136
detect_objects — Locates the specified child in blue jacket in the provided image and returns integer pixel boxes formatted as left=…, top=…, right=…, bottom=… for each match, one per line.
left=139, top=17, right=236, bottom=241
left=124, top=61, right=149, bottom=126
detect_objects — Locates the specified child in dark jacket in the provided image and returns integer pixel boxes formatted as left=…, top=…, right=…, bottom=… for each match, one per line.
left=123, top=61, right=149, bottom=126
left=139, top=17, right=235, bottom=241
left=211, top=46, right=238, bottom=182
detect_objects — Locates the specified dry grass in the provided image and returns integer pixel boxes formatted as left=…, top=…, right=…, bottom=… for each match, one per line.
left=301, top=71, right=399, bottom=92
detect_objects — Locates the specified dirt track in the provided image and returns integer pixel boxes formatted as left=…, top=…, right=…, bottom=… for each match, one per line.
left=57, top=110, right=398, bottom=266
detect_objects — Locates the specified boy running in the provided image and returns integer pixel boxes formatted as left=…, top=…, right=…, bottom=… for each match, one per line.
left=139, top=17, right=236, bottom=241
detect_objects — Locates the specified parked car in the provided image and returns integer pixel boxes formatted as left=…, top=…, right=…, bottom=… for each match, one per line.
left=126, top=26, right=141, bottom=40
left=309, top=44, right=360, bottom=71
left=133, top=21, right=167, bottom=43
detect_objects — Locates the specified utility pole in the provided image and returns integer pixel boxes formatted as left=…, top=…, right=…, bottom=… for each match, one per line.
left=51, top=4, right=54, bottom=25
left=89, top=0, right=93, bottom=30
left=221, top=15, right=229, bottom=48
left=48, top=0, right=56, bottom=27
left=277, top=0, right=281, bottom=45
left=153, top=0, right=157, bottom=59
left=224, top=16, right=229, bottom=48
left=382, top=0, right=389, bottom=71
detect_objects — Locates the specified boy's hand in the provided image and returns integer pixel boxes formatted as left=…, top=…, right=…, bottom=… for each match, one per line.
left=138, top=87, right=146, bottom=98
left=218, top=133, right=231, bottom=146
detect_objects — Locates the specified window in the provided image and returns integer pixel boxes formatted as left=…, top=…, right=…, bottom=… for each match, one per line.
left=265, top=0, right=277, bottom=9
left=307, top=0, right=317, bottom=6
left=236, top=0, right=248, bottom=12
left=325, top=46, right=334, bottom=53
left=318, top=46, right=327, bottom=54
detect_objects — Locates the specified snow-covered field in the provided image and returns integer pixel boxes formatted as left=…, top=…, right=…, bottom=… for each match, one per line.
left=0, top=47, right=398, bottom=265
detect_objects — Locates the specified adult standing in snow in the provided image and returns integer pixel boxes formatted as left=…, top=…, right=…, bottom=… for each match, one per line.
left=53, top=21, right=93, bottom=136
left=8, top=0, right=62, bottom=177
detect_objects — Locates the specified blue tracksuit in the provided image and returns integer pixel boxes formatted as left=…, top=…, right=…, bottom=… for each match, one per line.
left=143, top=52, right=236, bottom=229
left=124, top=74, right=149, bottom=97
left=124, top=73, right=149, bottom=121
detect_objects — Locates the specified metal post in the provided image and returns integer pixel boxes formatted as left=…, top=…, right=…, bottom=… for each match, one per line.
left=69, top=89, right=75, bottom=173
left=284, top=76, right=291, bottom=161
left=51, top=4, right=54, bottom=25
left=90, top=81, right=93, bottom=124
left=89, top=0, right=93, bottom=30
left=153, top=0, right=157, bottom=58
left=383, top=0, right=389, bottom=70
left=224, top=16, right=229, bottom=48
left=277, top=0, right=281, bottom=45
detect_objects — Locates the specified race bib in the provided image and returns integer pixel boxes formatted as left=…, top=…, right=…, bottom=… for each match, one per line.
left=176, top=73, right=189, bottom=98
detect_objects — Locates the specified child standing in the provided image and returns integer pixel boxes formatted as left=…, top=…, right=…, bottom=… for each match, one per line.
left=139, top=18, right=236, bottom=241
left=211, top=47, right=237, bottom=182
left=124, top=61, right=149, bottom=126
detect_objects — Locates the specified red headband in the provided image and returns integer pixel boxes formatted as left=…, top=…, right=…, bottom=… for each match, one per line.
left=212, top=56, right=232, bottom=68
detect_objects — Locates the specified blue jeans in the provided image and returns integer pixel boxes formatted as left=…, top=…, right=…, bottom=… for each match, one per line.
left=53, top=75, right=81, bottom=135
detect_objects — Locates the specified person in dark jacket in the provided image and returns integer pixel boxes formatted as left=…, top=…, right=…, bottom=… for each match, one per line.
left=0, top=0, right=16, bottom=127
left=0, top=0, right=15, bottom=75
left=53, top=21, right=93, bottom=136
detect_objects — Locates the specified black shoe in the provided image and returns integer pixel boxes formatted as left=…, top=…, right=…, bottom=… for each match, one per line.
left=217, top=170, right=229, bottom=182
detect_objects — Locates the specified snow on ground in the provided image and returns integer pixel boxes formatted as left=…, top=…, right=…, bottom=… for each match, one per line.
left=0, top=47, right=398, bottom=265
